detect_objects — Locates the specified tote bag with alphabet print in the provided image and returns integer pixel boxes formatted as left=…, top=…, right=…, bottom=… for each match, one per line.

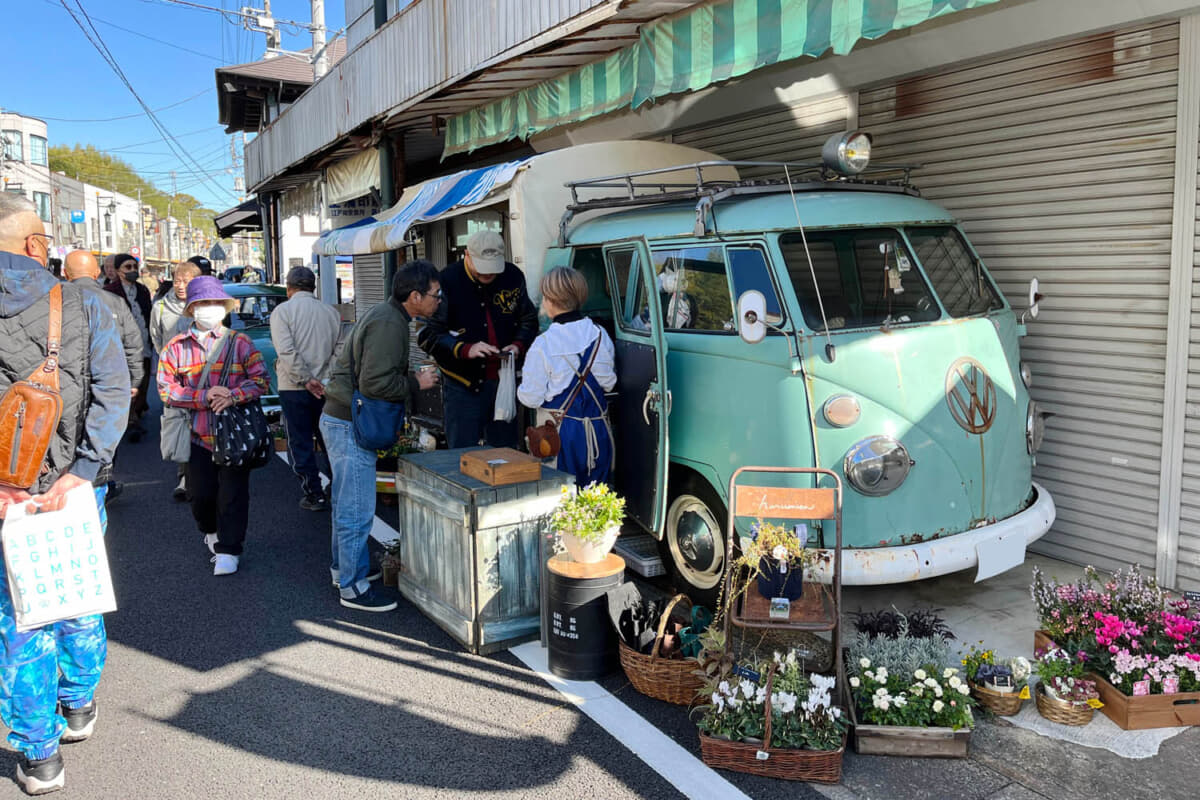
left=2, top=483, right=117, bottom=631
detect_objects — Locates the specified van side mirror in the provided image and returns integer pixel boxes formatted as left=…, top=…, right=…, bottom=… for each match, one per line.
left=737, top=291, right=767, bottom=344
left=1021, top=277, right=1043, bottom=324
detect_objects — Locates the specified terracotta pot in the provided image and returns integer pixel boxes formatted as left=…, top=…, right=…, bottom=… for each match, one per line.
left=561, top=524, right=620, bottom=563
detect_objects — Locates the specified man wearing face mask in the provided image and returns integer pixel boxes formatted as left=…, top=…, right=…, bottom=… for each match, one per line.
left=157, top=276, right=270, bottom=576
left=105, top=254, right=153, bottom=438
left=0, top=194, right=130, bottom=795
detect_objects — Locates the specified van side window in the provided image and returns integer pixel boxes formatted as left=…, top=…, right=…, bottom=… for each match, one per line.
left=728, top=246, right=784, bottom=325
left=605, top=246, right=650, bottom=333
left=570, top=246, right=615, bottom=324
left=781, top=229, right=940, bottom=331
left=651, top=246, right=734, bottom=332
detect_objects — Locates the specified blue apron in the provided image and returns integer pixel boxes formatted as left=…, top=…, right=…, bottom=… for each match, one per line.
left=545, top=338, right=613, bottom=486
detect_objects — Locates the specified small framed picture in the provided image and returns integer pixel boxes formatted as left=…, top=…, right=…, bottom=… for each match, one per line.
left=769, top=598, right=790, bottom=620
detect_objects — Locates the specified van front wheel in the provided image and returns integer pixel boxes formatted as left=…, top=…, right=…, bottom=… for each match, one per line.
left=659, top=480, right=727, bottom=609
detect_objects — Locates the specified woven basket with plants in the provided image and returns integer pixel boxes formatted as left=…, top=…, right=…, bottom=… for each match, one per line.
left=694, top=650, right=846, bottom=783
left=1033, top=643, right=1099, bottom=726
left=962, top=644, right=1030, bottom=716
left=618, top=593, right=708, bottom=705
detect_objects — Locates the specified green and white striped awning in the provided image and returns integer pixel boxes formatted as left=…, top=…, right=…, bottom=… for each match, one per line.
left=444, top=0, right=1001, bottom=157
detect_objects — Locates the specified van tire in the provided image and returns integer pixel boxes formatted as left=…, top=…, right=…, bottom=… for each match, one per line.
left=658, top=477, right=728, bottom=609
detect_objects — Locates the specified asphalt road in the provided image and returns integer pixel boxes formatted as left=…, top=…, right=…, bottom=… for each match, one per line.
left=0, top=402, right=1195, bottom=799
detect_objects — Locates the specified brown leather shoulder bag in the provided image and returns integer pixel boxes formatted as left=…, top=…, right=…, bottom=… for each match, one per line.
left=0, top=285, right=65, bottom=489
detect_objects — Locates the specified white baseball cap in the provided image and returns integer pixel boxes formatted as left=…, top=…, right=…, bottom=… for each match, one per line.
left=466, top=230, right=506, bottom=275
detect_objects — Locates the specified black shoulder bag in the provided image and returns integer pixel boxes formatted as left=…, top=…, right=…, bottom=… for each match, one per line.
left=211, top=333, right=272, bottom=469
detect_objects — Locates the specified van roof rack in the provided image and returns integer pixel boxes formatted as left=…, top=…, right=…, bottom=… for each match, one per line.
left=558, top=159, right=921, bottom=244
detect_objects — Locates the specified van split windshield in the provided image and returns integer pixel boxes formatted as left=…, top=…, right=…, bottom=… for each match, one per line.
left=781, top=226, right=1003, bottom=331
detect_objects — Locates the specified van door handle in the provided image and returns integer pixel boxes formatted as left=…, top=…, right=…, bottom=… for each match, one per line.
left=642, top=388, right=660, bottom=426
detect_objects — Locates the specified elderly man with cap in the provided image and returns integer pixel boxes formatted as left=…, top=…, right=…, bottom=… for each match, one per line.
left=417, top=230, right=537, bottom=449
left=270, top=266, right=342, bottom=511
left=157, top=276, right=271, bottom=576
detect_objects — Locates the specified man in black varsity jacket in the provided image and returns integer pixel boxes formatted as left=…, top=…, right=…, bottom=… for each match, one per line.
left=418, top=230, right=537, bottom=448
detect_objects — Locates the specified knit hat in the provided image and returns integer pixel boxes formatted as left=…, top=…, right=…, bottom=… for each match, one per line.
left=184, top=275, right=237, bottom=316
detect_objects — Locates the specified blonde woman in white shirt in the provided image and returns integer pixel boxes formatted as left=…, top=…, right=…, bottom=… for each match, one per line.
left=517, top=267, right=616, bottom=485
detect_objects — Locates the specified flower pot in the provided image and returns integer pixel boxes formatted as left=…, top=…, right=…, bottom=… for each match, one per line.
left=561, top=525, right=620, bottom=563
left=1034, top=682, right=1094, bottom=726
left=756, top=558, right=804, bottom=600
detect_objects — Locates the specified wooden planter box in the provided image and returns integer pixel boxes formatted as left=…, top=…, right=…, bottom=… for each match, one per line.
left=1035, top=629, right=1200, bottom=730
left=848, top=700, right=971, bottom=758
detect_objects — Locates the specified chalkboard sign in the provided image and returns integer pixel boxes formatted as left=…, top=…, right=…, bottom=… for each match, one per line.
left=1184, top=590, right=1200, bottom=604
left=732, top=664, right=762, bottom=684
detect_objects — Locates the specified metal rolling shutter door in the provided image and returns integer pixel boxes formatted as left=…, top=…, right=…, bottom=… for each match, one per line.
left=352, top=253, right=386, bottom=319
left=671, top=94, right=849, bottom=174
left=1180, top=111, right=1200, bottom=591
left=858, top=22, right=1180, bottom=573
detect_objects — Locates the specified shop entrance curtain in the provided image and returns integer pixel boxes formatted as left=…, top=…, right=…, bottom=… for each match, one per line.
left=443, top=0, right=1001, bottom=157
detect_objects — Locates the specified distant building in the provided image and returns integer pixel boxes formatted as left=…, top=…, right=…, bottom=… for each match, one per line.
left=0, top=111, right=53, bottom=227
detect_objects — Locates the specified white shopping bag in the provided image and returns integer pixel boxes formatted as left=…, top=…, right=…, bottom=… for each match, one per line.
left=2, top=483, right=117, bottom=631
left=494, top=351, right=516, bottom=422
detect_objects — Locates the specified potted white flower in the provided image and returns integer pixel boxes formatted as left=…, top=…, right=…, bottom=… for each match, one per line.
left=551, top=483, right=625, bottom=563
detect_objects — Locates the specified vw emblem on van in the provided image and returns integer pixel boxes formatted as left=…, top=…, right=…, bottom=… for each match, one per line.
left=945, top=357, right=997, bottom=434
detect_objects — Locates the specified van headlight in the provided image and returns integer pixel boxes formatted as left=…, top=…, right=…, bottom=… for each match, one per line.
left=1027, top=401, right=1046, bottom=454
left=844, top=436, right=913, bottom=496
left=1020, top=361, right=1032, bottom=389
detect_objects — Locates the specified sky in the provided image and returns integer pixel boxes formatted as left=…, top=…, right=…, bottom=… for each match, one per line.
left=3, top=0, right=346, bottom=212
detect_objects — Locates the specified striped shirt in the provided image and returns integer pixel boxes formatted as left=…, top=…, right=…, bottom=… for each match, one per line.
left=157, top=325, right=270, bottom=451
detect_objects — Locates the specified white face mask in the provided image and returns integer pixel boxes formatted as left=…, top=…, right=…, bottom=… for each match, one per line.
left=192, top=306, right=227, bottom=330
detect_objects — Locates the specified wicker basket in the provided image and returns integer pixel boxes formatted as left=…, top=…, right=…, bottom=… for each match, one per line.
left=1034, top=683, right=1095, bottom=726
left=618, top=594, right=705, bottom=705
left=698, top=664, right=845, bottom=783
left=969, top=681, right=1025, bottom=716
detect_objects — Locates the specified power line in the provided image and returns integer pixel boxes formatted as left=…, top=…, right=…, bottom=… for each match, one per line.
left=32, top=88, right=213, bottom=123
left=38, top=0, right=222, bottom=62
left=137, top=0, right=315, bottom=34
left=58, top=0, right=237, bottom=203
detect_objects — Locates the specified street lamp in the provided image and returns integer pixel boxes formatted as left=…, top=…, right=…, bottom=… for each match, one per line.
left=95, top=195, right=116, bottom=255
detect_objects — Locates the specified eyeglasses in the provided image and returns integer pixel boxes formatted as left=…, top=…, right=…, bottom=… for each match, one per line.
left=29, top=233, right=53, bottom=243
left=423, top=289, right=443, bottom=299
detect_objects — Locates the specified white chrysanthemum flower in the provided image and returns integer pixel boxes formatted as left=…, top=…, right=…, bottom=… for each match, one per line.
left=914, top=669, right=927, bottom=681
left=876, top=667, right=889, bottom=681
left=860, top=657, right=871, bottom=669
left=865, top=669, right=875, bottom=681
left=958, top=683, right=970, bottom=696
left=948, top=676, right=962, bottom=689
left=894, top=695, right=908, bottom=707
left=875, top=687, right=888, bottom=696
left=933, top=700, right=945, bottom=713
left=878, top=698, right=891, bottom=711
left=934, top=685, right=944, bottom=698
left=849, top=676, right=860, bottom=688
left=924, top=677, right=938, bottom=688
left=943, top=668, right=955, bottom=679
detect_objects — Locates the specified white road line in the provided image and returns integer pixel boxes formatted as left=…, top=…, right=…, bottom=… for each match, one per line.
left=510, top=642, right=752, bottom=800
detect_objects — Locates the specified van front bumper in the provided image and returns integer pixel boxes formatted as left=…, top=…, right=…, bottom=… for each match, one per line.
left=809, top=481, right=1056, bottom=586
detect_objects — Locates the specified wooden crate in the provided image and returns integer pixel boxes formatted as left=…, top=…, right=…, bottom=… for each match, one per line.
left=1036, top=630, right=1200, bottom=729
left=460, top=448, right=541, bottom=486
left=849, top=700, right=971, bottom=758
left=395, top=448, right=573, bottom=654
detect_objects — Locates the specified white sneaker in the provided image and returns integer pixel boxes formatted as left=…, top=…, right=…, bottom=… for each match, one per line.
left=204, top=533, right=218, bottom=555
left=211, top=554, right=239, bottom=575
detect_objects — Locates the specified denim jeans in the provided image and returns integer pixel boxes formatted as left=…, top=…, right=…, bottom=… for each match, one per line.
left=443, top=379, right=518, bottom=450
left=0, top=485, right=109, bottom=760
left=319, top=414, right=375, bottom=597
left=279, top=389, right=327, bottom=500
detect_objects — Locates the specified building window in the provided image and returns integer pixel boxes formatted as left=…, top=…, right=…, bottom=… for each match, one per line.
left=29, top=135, right=47, bottom=167
left=1, top=130, right=22, bottom=162
left=33, top=192, right=50, bottom=223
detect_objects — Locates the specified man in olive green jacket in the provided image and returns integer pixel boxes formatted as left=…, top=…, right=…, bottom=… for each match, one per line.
left=320, top=260, right=441, bottom=612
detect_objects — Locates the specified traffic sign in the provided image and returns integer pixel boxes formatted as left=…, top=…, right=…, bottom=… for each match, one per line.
left=130, top=245, right=141, bottom=258
left=209, top=243, right=227, bottom=261
left=70, top=210, right=85, bottom=224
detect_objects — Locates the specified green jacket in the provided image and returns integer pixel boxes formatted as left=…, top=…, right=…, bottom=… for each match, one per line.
left=323, top=297, right=419, bottom=422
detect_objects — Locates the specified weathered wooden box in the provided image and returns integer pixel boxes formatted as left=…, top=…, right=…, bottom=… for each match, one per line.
left=848, top=701, right=972, bottom=758
left=394, top=448, right=573, bottom=654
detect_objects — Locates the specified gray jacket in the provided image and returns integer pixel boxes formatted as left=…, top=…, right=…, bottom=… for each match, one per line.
left=0, top=252, right=130, bottom=489
left=269, top=290, right=342, bottom=391
left=72, top=276, right=145, bottom=387
left=150, top=292, right=189, bottom=354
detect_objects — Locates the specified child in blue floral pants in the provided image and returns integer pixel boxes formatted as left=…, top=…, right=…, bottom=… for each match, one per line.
left=0, top=486, right=108, bottom=762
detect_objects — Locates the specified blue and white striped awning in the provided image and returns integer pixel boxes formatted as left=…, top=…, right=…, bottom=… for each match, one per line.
left=315, top=158, right=529, bottom=255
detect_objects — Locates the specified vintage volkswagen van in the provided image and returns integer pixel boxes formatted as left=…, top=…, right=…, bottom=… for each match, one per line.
left=542, top=137, right=1056, bottom=601
left=316, top=138, right=1055, bottom=602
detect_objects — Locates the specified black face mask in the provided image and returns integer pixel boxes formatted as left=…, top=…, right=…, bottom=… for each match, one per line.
left=122, top=268, right=138, bottom=281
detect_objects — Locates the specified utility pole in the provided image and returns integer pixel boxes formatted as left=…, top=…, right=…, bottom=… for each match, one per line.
left=187, top=209, right=193, bottom=257
left=311, top=0, right=327, bottom=79
left=136, top=188, right=145, bottom=260
left=262, top=0, right=281, bottom=55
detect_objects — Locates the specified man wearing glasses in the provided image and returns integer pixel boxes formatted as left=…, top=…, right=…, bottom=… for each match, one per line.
left=269, top=266, right=343, bottom=511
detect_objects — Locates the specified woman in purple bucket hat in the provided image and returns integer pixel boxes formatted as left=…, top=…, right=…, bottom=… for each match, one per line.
left=157, top=276, right=271, bottom=576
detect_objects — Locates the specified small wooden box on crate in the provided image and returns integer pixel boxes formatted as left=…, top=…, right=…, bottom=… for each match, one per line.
left=1034, top=630, right=1200, bottom=730
left=394, top=448, right=574, bottom=654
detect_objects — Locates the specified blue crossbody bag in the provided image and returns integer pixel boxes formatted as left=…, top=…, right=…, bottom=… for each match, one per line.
left=348, top=335, right=406, bottom=451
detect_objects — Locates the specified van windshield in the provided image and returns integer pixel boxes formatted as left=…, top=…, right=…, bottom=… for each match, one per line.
left=906, top=226, right=1003, bottom=317
left=781, top=229, right=940, bottom=331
